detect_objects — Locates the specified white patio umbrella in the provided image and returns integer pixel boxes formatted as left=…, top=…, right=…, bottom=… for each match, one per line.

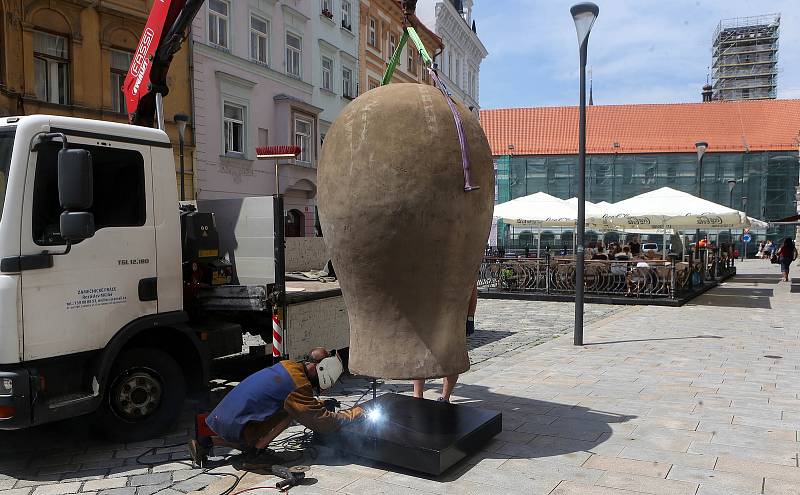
left=591, top=187, right=750, bottom=230
left=493, top=192, right=591, bottom=257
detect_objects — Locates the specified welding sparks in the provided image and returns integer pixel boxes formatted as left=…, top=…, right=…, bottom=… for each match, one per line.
left=367, top=407, right=383, bottom=422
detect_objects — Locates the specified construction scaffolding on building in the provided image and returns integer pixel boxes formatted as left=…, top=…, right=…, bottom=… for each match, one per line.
left=712, top=14, right=780, bottom=101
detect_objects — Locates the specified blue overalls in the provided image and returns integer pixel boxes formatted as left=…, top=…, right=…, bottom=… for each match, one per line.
left=206, top=362, right=299, bottom=443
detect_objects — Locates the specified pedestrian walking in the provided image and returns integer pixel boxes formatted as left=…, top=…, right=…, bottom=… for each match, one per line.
left=777, top=238, right=798, bottom=282
left=757, top=240, right=765, bottom=259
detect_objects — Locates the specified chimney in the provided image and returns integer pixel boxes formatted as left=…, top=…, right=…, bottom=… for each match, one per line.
left=702, top=84, right=713, bottom=102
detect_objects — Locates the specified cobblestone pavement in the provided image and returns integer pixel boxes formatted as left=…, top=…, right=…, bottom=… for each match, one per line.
left=0, top=297, right=619, bottom=495
left=195, top=260, right=800, bottom=495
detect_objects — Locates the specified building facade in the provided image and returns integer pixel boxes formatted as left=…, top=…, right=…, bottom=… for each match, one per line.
left=311, top=0, right=360, bottom=146
left=416, top=0, right=486, bottom=109
left=191, top=0, right=322, bottom=236
left=481, top=100, right=800, bottom=246
left=358, top=0, right=443, bottom=93
left=712, top=14, right=780, bottom=101
left=0, top=0, right=195, bottom=197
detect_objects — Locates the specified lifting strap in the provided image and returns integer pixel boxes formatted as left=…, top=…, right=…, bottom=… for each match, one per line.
left=381, top=23, right=478, bottom=192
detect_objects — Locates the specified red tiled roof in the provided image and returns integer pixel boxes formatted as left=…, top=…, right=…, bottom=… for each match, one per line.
left=479, top=99, right=800, bottom=156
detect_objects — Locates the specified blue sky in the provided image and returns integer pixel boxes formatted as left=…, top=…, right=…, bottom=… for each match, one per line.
left=472, top=0, right=800, bottom=109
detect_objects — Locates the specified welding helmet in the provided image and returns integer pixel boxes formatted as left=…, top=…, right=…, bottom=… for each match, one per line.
left=316, top=354, right=344, bottom=390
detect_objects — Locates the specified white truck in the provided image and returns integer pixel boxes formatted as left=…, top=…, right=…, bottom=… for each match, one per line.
left=0, top=115, right=348, bottom=441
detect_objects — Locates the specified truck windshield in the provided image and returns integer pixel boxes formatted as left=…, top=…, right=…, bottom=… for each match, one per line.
left=0, top=130, right=14, bottom=222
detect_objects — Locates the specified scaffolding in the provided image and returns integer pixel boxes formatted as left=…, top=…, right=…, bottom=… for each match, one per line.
left=712, top=14, right=780, bottom=100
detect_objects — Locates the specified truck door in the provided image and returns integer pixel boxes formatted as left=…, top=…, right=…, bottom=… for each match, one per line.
left=19, top=137, right=157, bottom=360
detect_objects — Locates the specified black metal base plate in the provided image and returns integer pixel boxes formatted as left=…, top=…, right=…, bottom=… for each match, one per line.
left=317, top=393, right=502, bottom=476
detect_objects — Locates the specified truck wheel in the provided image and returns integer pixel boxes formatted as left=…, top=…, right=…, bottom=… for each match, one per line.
left=96, top=348, right=186, bottom=442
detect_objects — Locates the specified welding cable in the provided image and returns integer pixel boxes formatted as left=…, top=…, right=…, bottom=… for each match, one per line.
left=135, top=443, right=245, bottom=495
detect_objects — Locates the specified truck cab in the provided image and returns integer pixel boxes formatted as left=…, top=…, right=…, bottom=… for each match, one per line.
left=0, top=115, right=201, bottom=439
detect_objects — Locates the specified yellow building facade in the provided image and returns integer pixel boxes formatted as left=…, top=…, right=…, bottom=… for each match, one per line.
left=0, top=0, right=195, bottom=198
left=359, top=0, right=443, bottom=93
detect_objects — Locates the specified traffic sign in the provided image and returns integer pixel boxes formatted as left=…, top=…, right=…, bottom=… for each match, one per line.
left=744, top=228, right=750, bottom=234
left=742, top=233, right=752, bottom=243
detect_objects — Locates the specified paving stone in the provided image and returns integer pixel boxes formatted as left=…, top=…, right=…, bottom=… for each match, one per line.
left=169, top=475, right=219, bottom=493
left=763, top=477, right=800, bottom=495
left=31, top=482, right=82, bottom=495
left=107, top=468, right=149, bottom=479
left=96, top=489, right=136, bottom=495
left=666, top=465, right=762, bottom=494
left=618, top=446, right=718, bottom=469
left=583, top=454, right=671, bottom=478
left=134, top=484, right=171, bottom=495
left=0, top=489, right=34, bottom=495
left=498, top=457, right=605, bottom=484
left=714, top=455, right=800, bottom=483
left=81, top=479, right=127, bottom=492
left=550, top=480, right=646, bottom=495
left=127, top=474, right=172, bottom=488
left=595, top=472, right=698, bottom=495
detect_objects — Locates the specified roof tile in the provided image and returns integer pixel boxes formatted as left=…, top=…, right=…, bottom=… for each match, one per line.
left=479, top=99, right=800, bottom=155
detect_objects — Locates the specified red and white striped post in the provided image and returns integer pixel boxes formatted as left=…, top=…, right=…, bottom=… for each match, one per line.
left=272, top=313, right=284, bottom=358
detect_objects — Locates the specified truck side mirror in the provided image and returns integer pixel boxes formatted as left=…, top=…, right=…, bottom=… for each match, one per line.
left=60, top=212, right=96, bottom=242
left=58, top=149, right=93, bottom=210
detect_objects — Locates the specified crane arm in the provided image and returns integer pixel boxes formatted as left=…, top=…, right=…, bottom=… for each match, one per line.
left=123, top=0, right=205, bottom=127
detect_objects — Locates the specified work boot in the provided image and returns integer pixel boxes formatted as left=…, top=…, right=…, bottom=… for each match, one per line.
left=188, top=438, right=210, bottom=468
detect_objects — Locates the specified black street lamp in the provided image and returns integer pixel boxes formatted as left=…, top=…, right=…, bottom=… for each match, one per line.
left=695, top=141, right=708, bottom=258
left=742, top=196, right=748, bottom=261
left=174, top=113, right=189, bottom=201
left=727, top=179, right=736, bottom=257
left=570, top=2, right=598, bottom=346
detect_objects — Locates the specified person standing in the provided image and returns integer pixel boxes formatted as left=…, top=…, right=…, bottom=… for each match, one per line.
left=413, top=282, right=478, bottom=403
left=777, top=238, right=798, bottom=282
left=629, top=237, right=641, bottom=257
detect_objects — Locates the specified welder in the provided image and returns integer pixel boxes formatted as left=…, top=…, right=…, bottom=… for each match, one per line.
left=188, top=348, right=364, bottom=466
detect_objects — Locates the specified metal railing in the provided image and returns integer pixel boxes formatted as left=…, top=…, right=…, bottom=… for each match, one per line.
left=480, top=253, right=734, bottom=300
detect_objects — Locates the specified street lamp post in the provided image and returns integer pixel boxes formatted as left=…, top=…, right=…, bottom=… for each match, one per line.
left=727, top=179, right=736, bottom=259
left=695, top=141, right=708, bottom=260
left=570, top=2, right=599, bottom=346
left=174, top=114, right=189, bottom=201
left=742, top=196, right=748, bottom=261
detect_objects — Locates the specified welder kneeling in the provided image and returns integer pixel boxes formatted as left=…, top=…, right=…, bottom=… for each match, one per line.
left=188, top=348, right=363, bottom=466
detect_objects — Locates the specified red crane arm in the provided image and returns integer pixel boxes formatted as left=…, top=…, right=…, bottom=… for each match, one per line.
left=123, top=0, right=205, bottom=127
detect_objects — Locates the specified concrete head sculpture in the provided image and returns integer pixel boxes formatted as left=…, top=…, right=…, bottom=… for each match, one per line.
left=318, top=83, right=494, bottom=379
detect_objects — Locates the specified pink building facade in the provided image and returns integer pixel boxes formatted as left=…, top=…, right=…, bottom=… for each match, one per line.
left=191, top=0, right=322, bottom=236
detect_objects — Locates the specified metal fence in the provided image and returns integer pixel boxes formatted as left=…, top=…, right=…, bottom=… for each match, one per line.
left=480, top=253, right=733, bottom=300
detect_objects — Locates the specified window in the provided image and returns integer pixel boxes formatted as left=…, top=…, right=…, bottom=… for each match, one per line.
left=321, top=56, right=333, bottom=91
left=368, top=79, right=379, bottom=91
left=208, top=0, right=229, bottom=48
left=294, top=117, right=313, bottom=164
left=250, top=15, right=269, bottom=64
left=446, top=49, right=451, bottom=77
left=455, top=57, right=460, bottom=86
left=286, top=32, right=302, bottom=78
left=368, top=18, right=377, bottom=47
left=32, top=143, right=146, bottom=246
left=0, top=131, right=16, bottom=223
left=389, top=33, right=397, bottom=57
left=223, top=102, right=245, bottom=154
left=407, top=46, right=416, bottom=74
left=33, top=31, right=69, bottom=105
left=110, top=50, right=132, bottom=114
left=341, top=0, right=352, bottom=30
left=342, top=67, right=353, bottom=98
left=321, top=0, right=332, bottom=15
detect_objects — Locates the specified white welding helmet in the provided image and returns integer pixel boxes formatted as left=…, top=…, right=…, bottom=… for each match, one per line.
left=316, top=354, right=344, bottom=390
